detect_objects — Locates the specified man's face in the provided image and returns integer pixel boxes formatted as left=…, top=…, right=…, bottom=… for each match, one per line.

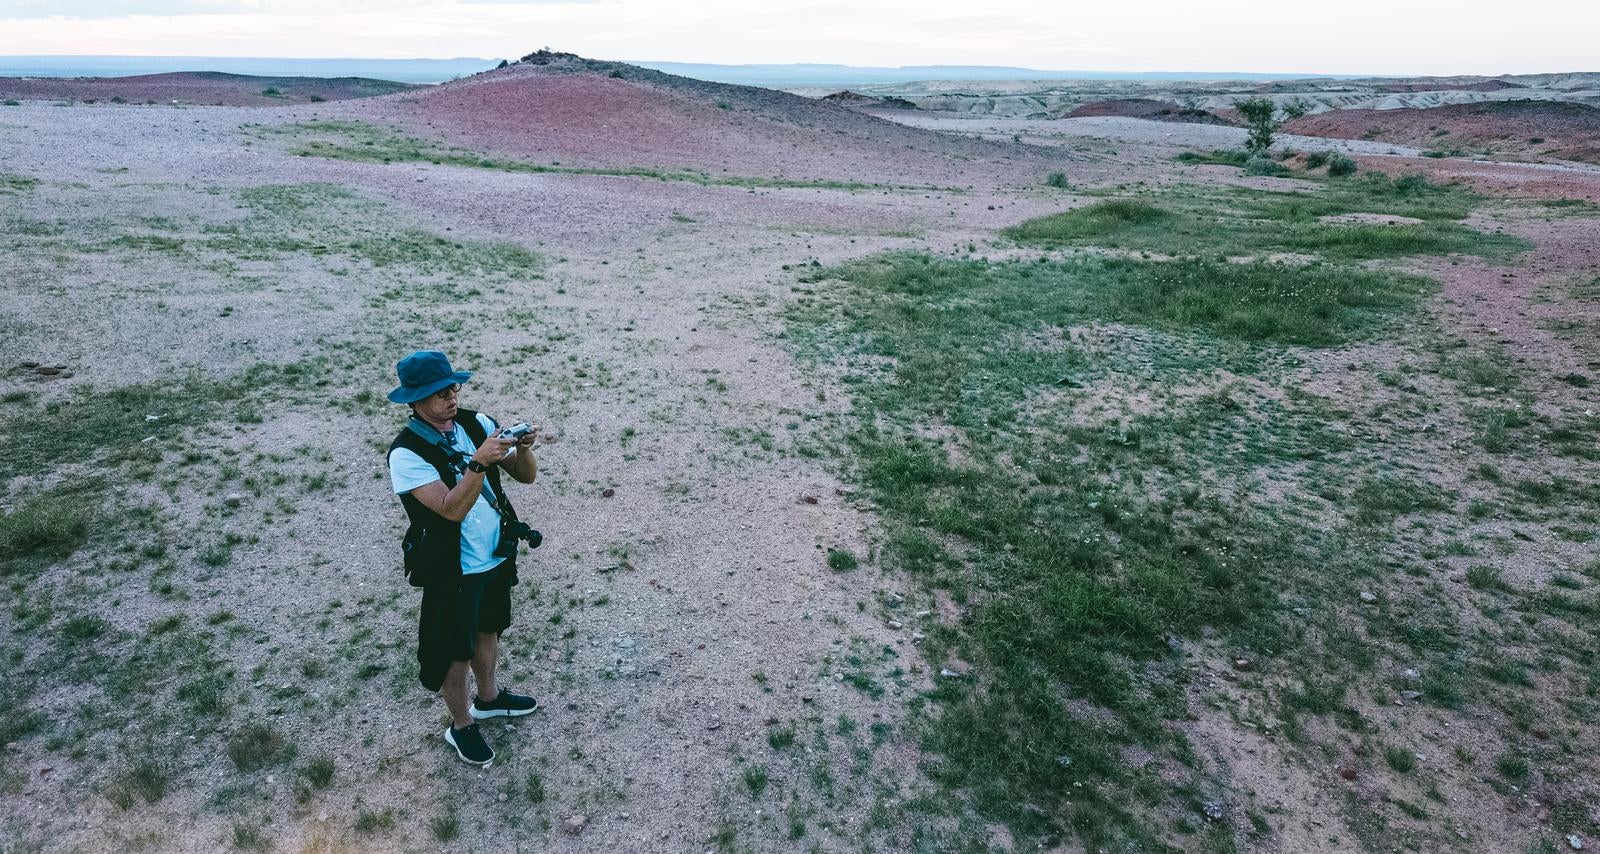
left=412, top=383, right=460, bottom=423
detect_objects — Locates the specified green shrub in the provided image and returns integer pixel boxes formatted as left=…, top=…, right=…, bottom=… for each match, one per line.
left=826, top=549, right=858, bottom=571
left=227, top=723, right=290, bottom=770
left=1235, top=97, right=1279, bottom=154
left=1304, top=151, right=1331, bottom=169
left=261, top=87, right=281, bottom=96
left=1175, top=149, right=1249, bottom=167
left=1244, top=155, right=1286, bottom=176
left=1045, top=171, right=1070, bottom=189
left=1326, top=154, right=1357, bottom=177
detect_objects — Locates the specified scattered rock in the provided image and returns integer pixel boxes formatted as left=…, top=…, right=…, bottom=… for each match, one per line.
left=1399, top=690, right=1422, bottom=702
left=1359, top=591, right=1378, bottom=603
left=601, top=488, right=615, bottom=498
left=562, top=815, right=588, bottom=835
left=1400, top=667, right=1421, bottom=683
left=35, top=365, right=62, bottom=376
left=800, top=494, right=819, bottom=504
left=498, top=792, right=508, bottom=802
left=705, top=720, right=722, bottom=731
left=886, top=620, right=903, bottom=630
left=1337, top=766, right=1358, bottom=781
left=1233, top=658, right=1253, bottom=672
left=1568, top=834, right=1584, bottom=850
left=317, top=812, right=329, bottom=822
left=547, top=648, right=562, bottom=662
left=19, top=361, right=39, bottom=368
left=223, top=493, right=245, bottom=508
left=1202, top=801, right=1224, bottom=821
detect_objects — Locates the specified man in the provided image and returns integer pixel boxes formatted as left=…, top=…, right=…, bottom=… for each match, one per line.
left=386, top=350, right=540, bottom=767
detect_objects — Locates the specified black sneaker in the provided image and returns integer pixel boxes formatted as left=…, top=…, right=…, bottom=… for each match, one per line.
left=471, top=689, right=539, bottom=720
left=444, top=723, right=495, bottom=766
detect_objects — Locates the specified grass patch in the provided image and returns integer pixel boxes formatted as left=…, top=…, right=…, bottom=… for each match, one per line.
left=254, top=120, right=954, bottom=193
left=0, top=483, right=99, bottom=576
left=782, top=248, right=1444, bottom=847
left=1003, top=174, right=1526, bottom=262
left=1176, top=149, right=1250, bottom=167
left=1, top=172, right=40, bottom=193
left=227, top=723, right=291, bottom=771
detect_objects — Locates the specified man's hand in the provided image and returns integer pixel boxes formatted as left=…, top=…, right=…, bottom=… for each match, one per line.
left=472, top=434, right=517, bottom=467
left=514, top=423, right=541, bottom=450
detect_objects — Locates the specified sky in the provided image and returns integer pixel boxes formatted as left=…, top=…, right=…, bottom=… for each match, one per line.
left=2, top=0, right=1596, bottom=76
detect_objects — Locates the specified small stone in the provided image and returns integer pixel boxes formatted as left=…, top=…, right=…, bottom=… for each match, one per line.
left=562, top=815, right=588, bottom=835
left=1359, top=591, right=1378, bottom=603
left=914, top=610, right=931, bottom=619
left=601, top=488, right=615, bottom=498
left=1400, top=668, right=1421, bottom=683
left=223, top=493, right=245, bottom=508
left=498, top=792, right=508, bottom=802
left=35, top=365, right=62, bottom=376
left=547, top=648, right=562, bottom=662
left=1336, top=766, right=1358, bottom=781
left=1399, top=690, right=1422, bottom=702
left=317, top=812, right=329, bottom=822
left=1233, top=659, right=1253, bottom=672
left=763, top=716, right=779, bottom=726
left=938, top=668, right=961, bottom=678
left=1567, top=834, right=1584, bottom=850
left=801, top=494, right=818, bottom=504
left=886, top=620, right=903, bottom=630
left=1202, top=801, right=1224, bottom=821
left=705, top=720, right=722, bottom=731
left=20, top=361, right=39, bottom=368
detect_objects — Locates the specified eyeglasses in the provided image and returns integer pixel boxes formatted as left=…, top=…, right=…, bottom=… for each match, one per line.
left=432, top=383, right=462, bottom=400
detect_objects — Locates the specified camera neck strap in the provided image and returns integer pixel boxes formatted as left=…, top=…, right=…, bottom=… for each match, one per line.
left=406, top=416, right=502, bottom=514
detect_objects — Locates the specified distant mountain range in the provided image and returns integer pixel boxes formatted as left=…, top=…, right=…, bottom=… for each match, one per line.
left=1, top=55, right=1357, bottom=86
left=629, top=62, right=1354, bottom=86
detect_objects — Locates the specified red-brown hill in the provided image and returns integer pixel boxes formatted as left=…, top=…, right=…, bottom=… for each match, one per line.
left=1063, top=98, right=1236, bottom=125
left=1283, top=100, right=1600, bottom=164
left=0, top=71, right=416, bottom=106
left=338, top=51, right=1046, bottom=187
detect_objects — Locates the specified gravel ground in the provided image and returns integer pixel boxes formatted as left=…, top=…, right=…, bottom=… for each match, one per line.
left=2, top=83, right=1598, bottom=852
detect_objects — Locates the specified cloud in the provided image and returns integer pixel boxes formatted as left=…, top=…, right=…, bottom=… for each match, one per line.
left=3, top=0, right=593, bottom=19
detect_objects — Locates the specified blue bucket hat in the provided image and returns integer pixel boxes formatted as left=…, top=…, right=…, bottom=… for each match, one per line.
left=387, top=350, right=472, bottom=404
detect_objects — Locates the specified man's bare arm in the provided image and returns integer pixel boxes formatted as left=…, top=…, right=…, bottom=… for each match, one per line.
left=408, top=474, right=486, bottom=523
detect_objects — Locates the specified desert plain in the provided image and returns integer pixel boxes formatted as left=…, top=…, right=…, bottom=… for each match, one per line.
left=1, top=51, right=1599, bottom=853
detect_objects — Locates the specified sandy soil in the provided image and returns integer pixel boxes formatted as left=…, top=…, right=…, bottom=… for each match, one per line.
left=2, top=66, right=1598, bottom=853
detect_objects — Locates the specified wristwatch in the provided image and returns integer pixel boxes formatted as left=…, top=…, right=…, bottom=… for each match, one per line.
left=466, top=460, right=488, bottom=473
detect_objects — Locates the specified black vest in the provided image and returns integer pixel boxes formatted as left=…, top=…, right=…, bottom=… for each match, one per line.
left=388, top=408, right=518, bottom=588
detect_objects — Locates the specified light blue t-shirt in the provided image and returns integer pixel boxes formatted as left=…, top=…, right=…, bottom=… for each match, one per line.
left=389, top=413, right=503, bottom=576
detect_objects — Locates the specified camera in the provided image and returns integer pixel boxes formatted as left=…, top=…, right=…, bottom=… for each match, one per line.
left=498, top=422, right=534, bottom=441
left=494, top=519, right=543, bottom=558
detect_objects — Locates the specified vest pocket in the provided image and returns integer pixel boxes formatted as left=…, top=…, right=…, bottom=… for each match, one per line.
left=401, top=525, right=443, bottom=587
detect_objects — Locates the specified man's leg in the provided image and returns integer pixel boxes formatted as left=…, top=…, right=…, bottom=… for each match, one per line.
left=470, top=631, right=499, bottom=704
left=440, top=660, right=476, bottom=730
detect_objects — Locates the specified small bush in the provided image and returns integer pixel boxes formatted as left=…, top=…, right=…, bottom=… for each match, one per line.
left=60, top=614, right=109, bottom=641
left=826, top=549, right=858, bottom=571
left=3, top=100, right=19, bottom=107
left=227, top=723, right=289, bottom=771
left=1044, top=171, right=1070, bottom=189
left=431, top=810, right=460, bottom=841
left=525, top=771, right=546, bottom=803
left=1326, top=154, right=1357, bottom=177
left=300, top=756, right=335, bottom=789
left=1175, top=149, right=1249, bottom=167
left=261, top=87, right=281, bottom=96
left=1244, top=155, right=1286, bottom=177
left=1466, top=565, right=1508, bottom=591
left=354, top=807, right=395, bottom=832
left=307, top=94, right=326, bottom=103
left=1304, top=151, right=1331, bottom=169
left=1384, top=746, right=1417, bottom=773
left=742, top=764, right=769, bottom=798
left=1495, top=753, right=1530, bottom=781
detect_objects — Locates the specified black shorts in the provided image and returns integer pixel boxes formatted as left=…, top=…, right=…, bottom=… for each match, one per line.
left=417, top=561, right=513, bottom=692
